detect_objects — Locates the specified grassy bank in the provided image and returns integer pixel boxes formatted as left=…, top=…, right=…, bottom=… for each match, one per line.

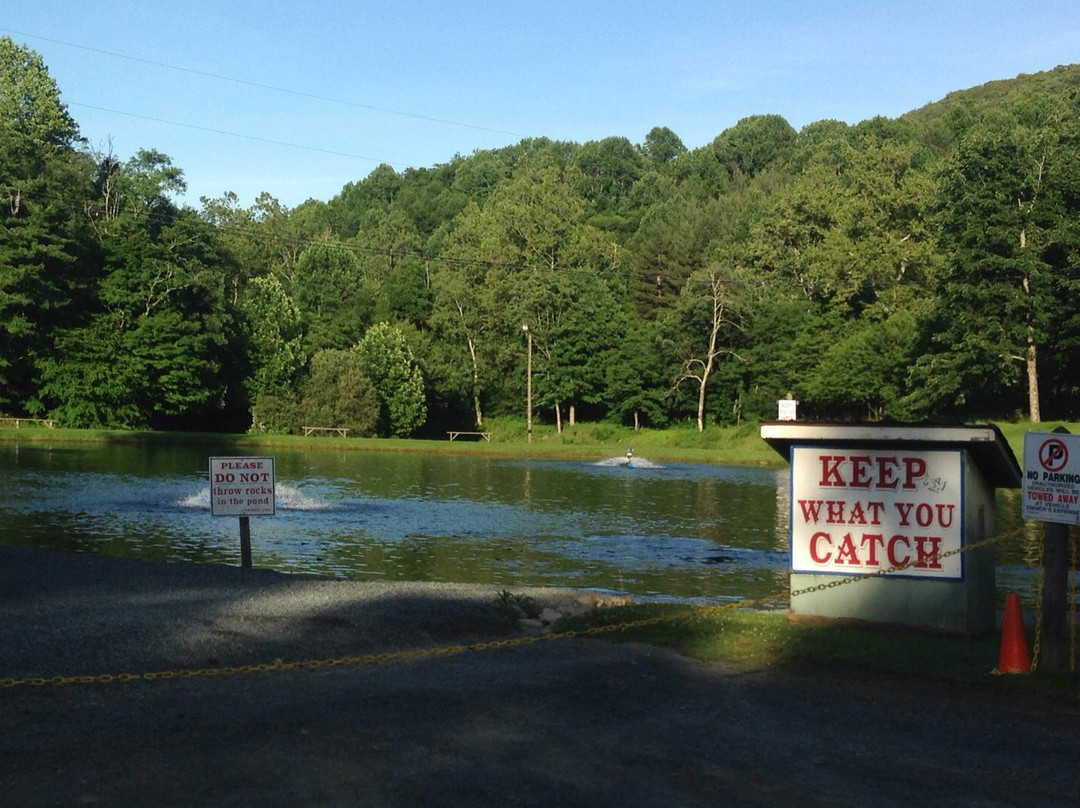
left=556, top=603, right=1079, bottom=702
left=0, top=419, right=781, bottom=465
left=3, top=418, right=1077, bottom=466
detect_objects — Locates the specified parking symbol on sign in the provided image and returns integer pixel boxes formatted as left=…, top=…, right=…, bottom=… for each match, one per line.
left=1039, top=438, right=1069, bottom=472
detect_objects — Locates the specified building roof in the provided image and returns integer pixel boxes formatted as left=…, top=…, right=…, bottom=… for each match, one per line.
left=759, top=422, right=1022, bottom=489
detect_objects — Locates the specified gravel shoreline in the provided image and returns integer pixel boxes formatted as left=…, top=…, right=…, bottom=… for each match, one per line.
left=0, top=544, right=618, bottom=680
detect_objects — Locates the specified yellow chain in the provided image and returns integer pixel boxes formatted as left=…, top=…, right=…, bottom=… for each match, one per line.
left=0, top=596, right=770, bottom=689
left=0, top=528, right=1025, bottom=690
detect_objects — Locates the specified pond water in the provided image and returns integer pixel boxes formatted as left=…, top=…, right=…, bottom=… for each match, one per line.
left=0, top=440, right=1043, bottom=604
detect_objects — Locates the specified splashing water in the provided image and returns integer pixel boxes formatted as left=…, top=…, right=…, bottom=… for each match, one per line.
left=593, top=456, right=664, bottom=469
left=176, top=482, right=332, bottom=511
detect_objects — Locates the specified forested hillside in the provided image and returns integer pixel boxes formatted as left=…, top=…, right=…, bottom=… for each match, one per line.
left=3, top=36, right=1079, bottom=436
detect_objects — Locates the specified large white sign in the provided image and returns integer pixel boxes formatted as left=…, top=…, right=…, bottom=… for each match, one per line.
left=1022, top=432, right=1080, bottom=525
left=209, top=456, right=276, bottom=517
left=790, top=447, right=964, bottom=579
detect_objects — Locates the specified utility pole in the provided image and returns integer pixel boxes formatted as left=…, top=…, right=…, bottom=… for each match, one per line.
left=522, top=323, right=532, bottom=443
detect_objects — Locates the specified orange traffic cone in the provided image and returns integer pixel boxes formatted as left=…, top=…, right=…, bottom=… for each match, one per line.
left=996, top=592, right=1032, bottom=674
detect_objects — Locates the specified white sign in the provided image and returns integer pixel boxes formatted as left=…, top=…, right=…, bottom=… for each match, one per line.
left=209, top=456, right=276, bottom=516
left=790, top=447, right=964, bottom=579
left=1022, top=432, right=1080, bottom=524
left=777, top=399, right=798, bottom=421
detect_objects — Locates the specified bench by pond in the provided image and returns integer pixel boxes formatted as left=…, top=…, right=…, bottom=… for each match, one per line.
left=302, top=426, right=349, bottom=437
left=448, top=431, right=492, bottom=442
left=0, top=417, right=55, bottom=429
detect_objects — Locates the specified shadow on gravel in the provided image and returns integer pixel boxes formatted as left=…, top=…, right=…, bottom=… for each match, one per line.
left=0, top=544, right=520, bottom=679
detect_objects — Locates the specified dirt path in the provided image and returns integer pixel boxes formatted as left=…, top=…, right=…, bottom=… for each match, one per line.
left=2, top=546, right=1078, bottom=807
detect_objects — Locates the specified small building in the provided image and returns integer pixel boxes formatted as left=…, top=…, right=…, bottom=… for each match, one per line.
left=760, top=422, right=1022, bottom=635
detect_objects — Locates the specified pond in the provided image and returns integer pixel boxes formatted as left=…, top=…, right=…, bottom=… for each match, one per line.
left=0, top=440, right=1042, bottom=605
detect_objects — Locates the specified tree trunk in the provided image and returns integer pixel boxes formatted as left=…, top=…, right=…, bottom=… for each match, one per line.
left=1027, top=331, right=1041, bottom=423
left=672, top=267, right=739, bottom=434
left=1021, top=270, right=1041, bottom=423
left=555, top=402, right=562, bottom=434
left=696, top=376, right=707, bottom=432
left=569, top=404, right=575, bottom=426
left=633, top=410, right=640, bottom=431
left=466, top=334, right=483, bottom=428
left=694, top=277, right=724, bottom=432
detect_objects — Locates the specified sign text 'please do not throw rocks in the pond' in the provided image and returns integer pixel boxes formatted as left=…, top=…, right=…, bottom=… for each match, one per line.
left=209, top=457, right=276, bottom=517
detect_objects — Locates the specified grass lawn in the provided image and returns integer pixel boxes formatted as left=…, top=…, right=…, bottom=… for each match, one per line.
left=0, top=419, right=783, bottom=465
left=554, top=602, right=1079, bottom=702
left=3, top=418, right=1078, bottom=468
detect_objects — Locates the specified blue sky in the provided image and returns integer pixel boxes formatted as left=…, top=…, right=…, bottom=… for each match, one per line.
left=5, top=1, right=1079, bottom=208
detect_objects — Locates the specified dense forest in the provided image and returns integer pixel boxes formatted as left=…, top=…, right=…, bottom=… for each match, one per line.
left=3, top=37, right=1080, bottom=437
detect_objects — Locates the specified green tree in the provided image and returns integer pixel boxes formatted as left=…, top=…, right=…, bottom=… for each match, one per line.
left=39, top=319, right=145, bottom=428
left=294, top=349, right=379, bottom=436
left=662, top=257, right=749, bottom=431
left=355, top=322, right=427, bottom=436
left=0, top=37, right=90, bottom=410
left=751, top=137, right=940, bottom=316
left=430, top=156, right=606, bottom=427
left=738, top=295, right=832, bottom=421
left=238, top=274, right=305, bottom=402
left=605, top=319, right=668, bottom=429
left=712, top=115, right=797, bottom=179
left=487, top=157, right=599, bottom=272
left=249, top=193, right=315, bottom=277
left=573, top=136, right=644, bottom=214
left=41, top=154, right=236, bottom=428
left=329, top=164, right=402, bottom=237
left=641, top=126, right=687, bottom=166
left=912, top=95, right=1080, bottom=421
left=0, top=37, right=80, bottom=189
left=292, top=240, right=375, bottom=352
left=428, top=246, right=498, bottom=429
left=542, top=273, right=627, bottom=424
left=379, top=254, right=433, bottom=327
left=628, top=192, right=725, bottom=316
left=199, top=191, right=271, bottom=303
left=451, top=150, right=508, bottom=199
left=803, top=308, right=925, bottom=420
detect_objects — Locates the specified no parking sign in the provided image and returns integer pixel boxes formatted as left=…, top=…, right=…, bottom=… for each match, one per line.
left=1022, top=432, right=1080, bottom=524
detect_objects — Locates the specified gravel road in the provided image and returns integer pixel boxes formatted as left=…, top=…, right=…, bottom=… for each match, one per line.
left=2, top=545, right=1078, bottom=807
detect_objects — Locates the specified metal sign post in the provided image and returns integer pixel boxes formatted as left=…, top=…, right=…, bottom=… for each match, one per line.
left=209, top=457, right=276, bottom=569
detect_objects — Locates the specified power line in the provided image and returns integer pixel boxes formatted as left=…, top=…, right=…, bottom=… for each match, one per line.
left=68, top=101, right=400, bottom=166
left=2, top=28, right=525, bottom=138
